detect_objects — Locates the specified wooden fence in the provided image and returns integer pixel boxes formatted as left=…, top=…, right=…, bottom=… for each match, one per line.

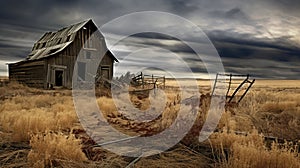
left=212, top=73, right=255, bottom=103
left=130, top=72, right=165, bottom=91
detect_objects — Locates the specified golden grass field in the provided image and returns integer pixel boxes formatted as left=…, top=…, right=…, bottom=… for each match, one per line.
left=0, top=79, right=299, bottom=167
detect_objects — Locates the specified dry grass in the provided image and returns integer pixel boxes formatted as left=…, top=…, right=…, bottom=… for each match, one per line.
left=0, top=149, right=29, bottom=168
left=221, top=88, right=300, bottom=139
left=135, top=144, right=210, bottom=168
left=0, top=82, right=33, bottom=99
left=28, top=131, right=87, bottom=168
left=208, top=80, right=300, bottom=167
left=1, top=80, right=300, bottom=167
left=0, top=94, right=78, bottom=142
left=221, top=141, right=300, bottom=168
left=210, top=130, right=300, bottom=168
left=254, top=80, right=300, bottom=88
left=210, top=129, right=265, bottom=149
left=97, top=96, right=117, bottom=117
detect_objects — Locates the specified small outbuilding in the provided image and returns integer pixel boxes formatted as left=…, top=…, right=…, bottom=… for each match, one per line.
left=9, top=19, right=118, bottom=89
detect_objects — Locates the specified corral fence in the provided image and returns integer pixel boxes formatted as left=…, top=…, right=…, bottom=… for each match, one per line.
left=212, top=73, right=255, bottom=103
left=130, top=72, right=165, bottom=91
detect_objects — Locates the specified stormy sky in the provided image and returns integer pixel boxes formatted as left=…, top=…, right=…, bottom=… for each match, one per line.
left=0, top=0, right=299, bottom=79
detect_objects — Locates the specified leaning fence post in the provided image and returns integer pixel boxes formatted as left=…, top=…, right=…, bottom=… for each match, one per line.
left=229, top=78, right=247, bottom=103
left=212, top=73, right=218, bottom=96
left=238, top=79, right=255, bottom=103
left=226, top=74, right=232, bottom=99
left=141, top=72, right=144, bottom=89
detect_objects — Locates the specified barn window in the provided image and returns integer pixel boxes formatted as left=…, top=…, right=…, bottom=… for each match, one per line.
left=77, top=62, right=86, bottom=81
left=101, top=66, right=110, bottom=79
left=66, top=35, right=71, bottom=42
left=85, top=51, right=91, bottom=59
left=36, top=43, right=41, bottom=49
left=57, top=38, right=62, bottom=44
left=41, top=42, right=46, bottom=48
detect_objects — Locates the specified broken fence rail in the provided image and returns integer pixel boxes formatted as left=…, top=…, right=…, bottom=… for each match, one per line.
left=212, top=73, right=255, bottom=103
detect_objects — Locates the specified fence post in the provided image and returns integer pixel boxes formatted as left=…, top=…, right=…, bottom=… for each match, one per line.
left=152, top=74, right=154, bottom=83
left=141, top=72, right=144, bottom=89
left=226, top=74, right=232, bottom=99
left=238, top=79, right=255, bottom=103
left=211, top=73, right=219, bottom=96
left=229, top=78, right=247, bottom=103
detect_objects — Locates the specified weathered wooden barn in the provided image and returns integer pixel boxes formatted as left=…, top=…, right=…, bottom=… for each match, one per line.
left=8, top=19, right=118, bottom=89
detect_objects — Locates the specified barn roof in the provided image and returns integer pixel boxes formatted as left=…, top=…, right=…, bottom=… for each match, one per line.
left=26, top=19, right=118, bottom=62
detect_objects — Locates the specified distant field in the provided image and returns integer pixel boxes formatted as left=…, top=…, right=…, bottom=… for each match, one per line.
left=253, top=79, right=300, bottom=88
left=166, top=79, right=300, bottom=89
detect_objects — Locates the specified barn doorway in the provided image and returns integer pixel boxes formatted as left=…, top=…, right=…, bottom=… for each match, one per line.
left=101, top=66, right=110, bottom=80
left=47, top=65, right=67, bottom=89
left=55, top=70, right=63, bottom=86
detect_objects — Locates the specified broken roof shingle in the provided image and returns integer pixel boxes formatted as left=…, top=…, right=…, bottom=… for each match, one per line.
left=27, top=19, right=91, bottom=60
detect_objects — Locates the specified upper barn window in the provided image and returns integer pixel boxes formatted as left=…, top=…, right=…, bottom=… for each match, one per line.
left=35, top=43, right=40, bottom=50
left=57, top=38, right=62, bottom=44
left=41, top=42, right=46, bottom=48
left=66, top=35, right=71, bottom=42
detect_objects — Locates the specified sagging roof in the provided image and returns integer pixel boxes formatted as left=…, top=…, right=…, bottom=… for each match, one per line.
left=25, top=19, right=118, bottom=62
left=27, top=19, right=90, bottom=61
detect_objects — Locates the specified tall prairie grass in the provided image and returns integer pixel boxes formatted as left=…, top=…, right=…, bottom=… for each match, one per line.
left=222, top=89, right=300, bottom=139
left=0, top=95, right=78, bottom=142
left=221, top=141, right=300, bottom=168
left=210, top=130, right=300, bottom=168
left=211, top=87, right=300, bottom=167
left=28, top=131, right=87, bottom=168
left=0, top=80, right=300, bottom=167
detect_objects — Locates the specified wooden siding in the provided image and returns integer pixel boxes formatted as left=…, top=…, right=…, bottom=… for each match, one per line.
left=9, top=60, right=45, bottom=88
left=45, top=22, right=114, bottom=88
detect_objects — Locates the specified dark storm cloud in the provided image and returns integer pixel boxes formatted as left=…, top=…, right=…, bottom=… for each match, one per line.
left=112, top=29, right=300, bottom=79
left=165, top=0, right=199, bottom=15
left=209, top=7, right=249, bottom=21
left=209, top=34, right=300, bottom=78
left=265, top=0, right=300, bottom=14
left=208, top=30, right=300, bottom=55
left=131, top=32, right=178, bottom=41
left=0, top=1, right=77, bottom=28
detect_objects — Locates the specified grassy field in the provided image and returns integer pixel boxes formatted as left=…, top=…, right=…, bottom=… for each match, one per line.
left=0, top=79, right=299, bottom=167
